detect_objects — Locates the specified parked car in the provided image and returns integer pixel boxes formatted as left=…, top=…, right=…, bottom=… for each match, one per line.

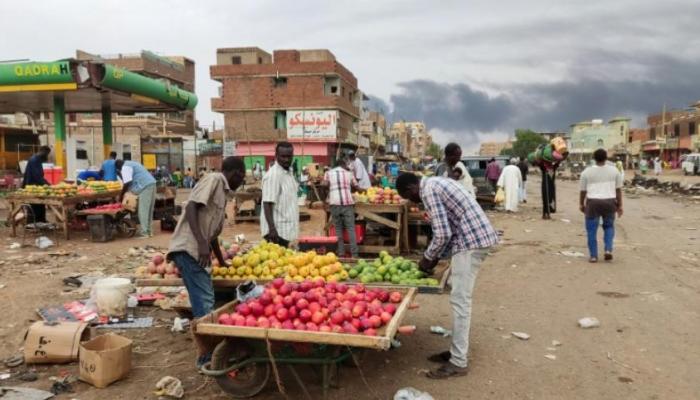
left=681, top=153, right=700, bottom=175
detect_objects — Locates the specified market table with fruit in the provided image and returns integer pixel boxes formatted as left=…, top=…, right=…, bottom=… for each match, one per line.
left=324, top=186, right=410, bottom=255
left=7, top=181, right=123, bottom=240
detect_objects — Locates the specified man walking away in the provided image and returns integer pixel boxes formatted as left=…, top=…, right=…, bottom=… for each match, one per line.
left=396, top=173, right=499, bottom=379
left=579, top=149, right=623, bottom=263
left=443, top=143, right=475, bottom=196
left=168, top=156, right=246, bottom=367
left=484, top=158, right=501, bottom=192
left=348, top=150, right=372, bottom=190
left=540, top=158, right=563, bottom=220
left=261, top=142, right=299, bottom=246
left=117, top=159, right=157, bottom=237
left=100, top=151, right=118, bottom=181
left=497, top=159, right=522, bottom=212
left=324, top=157, right=359, bottom=258
left=22, top=146, right=51, bottom=222
left=517, top=158, right=529, bottom=203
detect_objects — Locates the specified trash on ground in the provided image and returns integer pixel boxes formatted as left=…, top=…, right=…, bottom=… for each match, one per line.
left=560, top=251, right=585, bottom=258
left=3, top=355, right=24, bottom=368
left=578, top=317, right=600, bottom=329
left=552, top=340, right=562, bottom=346
left=398, top=325, right=416, bottom=335
left=35, top=236, right=55, bottom=250
left=18, top=370, right=39, bottom=382
left=544, top=354, right=557, bottom=360
left=0, top=372, right=11, bottom=380
left=171, top=317, right=190, bottom=333
left=9, top=242, right=21, bottom=249
left=430, top=326, right=452, bottom=337
left=561, top=219, right=571, bottom=223
left=394, top=386, right=434, bottom=400
left=0, top=386, right=55, bottom=400
left=511, top=331, right=530, bottom=340
left=154, top=376, right=184, bottom=398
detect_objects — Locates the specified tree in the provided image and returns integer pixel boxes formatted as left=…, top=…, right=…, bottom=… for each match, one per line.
left=426, top=142, right=443, bottom=159
left=504, top=129, right=548, bottom=160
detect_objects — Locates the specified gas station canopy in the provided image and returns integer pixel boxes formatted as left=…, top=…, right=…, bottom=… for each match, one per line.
left=0, top=60, right=198, bottom=113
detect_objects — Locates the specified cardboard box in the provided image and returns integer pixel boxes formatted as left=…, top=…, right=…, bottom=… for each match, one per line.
left=79, top=333, right=132, bottom=388
left=24, top=321, right=89, bottom=364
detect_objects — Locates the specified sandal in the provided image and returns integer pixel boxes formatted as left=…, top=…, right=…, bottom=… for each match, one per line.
left=427, top=351, right=451, bottom=363
left=426, top=363, right=468, bottom=379
left=604, top=253, right=613, bottom=261
left=589, top=257, right=598, bottom=263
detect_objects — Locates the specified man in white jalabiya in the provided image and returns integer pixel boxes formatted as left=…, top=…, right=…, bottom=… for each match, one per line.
left=497, top=158, right=523, bottom=212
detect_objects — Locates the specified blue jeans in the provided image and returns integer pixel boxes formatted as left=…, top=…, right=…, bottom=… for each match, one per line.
left=585, top=214, right=615, bottom=258
left=169, top=251, right=214, bottom=318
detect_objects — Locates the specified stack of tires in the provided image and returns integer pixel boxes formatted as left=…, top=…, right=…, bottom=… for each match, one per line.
left=528, top=137, right=569, bottom=168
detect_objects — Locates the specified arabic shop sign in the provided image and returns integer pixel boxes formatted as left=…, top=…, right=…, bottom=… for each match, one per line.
left=0, top=61, right=73, bottom=85
left=286, top=110, right=338, bottom=140
left=197, top=139, right=223, bottom=156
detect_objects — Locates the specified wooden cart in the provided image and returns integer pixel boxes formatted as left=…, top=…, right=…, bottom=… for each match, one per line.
left=6, top=191, right=121, bottom=240
left=194, top=286, right=417, bottom=398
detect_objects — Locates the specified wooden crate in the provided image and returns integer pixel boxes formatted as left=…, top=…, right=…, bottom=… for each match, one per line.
left=193, top=286, right=417, bottom=351
left=135, top=277, right=272, bottom=288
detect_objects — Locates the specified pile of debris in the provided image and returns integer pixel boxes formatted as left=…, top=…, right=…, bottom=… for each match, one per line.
left=626, top=174, right=700, bottom=197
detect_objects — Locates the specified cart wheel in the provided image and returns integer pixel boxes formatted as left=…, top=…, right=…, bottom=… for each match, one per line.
left=210, top=339, right=270, bottom=398
left=118, top=218, right=137, bottom=238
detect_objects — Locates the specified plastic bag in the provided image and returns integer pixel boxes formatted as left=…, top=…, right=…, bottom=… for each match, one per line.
left=494, top=188, right=505, bottom=204
left=35, top=236, right=54, bottom=249
left=394, top=387, right=434, bottom=400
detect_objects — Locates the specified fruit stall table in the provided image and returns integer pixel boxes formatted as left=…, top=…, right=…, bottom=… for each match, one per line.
left=6, top=191, right=121, bottom=240
left=193, top=285, right=417, bottom=398
left=324, top=203, right=410, bottom=255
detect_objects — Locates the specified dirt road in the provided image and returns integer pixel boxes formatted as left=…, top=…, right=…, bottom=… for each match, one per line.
left=1, top=177, right=698, bottom=399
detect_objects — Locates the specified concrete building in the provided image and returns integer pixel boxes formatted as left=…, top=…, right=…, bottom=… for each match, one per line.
left=627, top=128, right=649, bottom=162
left=0, top=113, right=46, bottom=171
left=210, top=47, right=361, bottom=170
left=569, top=117, right=630, bottom=161
left=388, top=121, right=431, bottom=159
left=645, top=104, right=700, bottom=162
left=479, top=140, right=513, bottom=156
left=43, top=50, right=197, bottom=174
left=359, top=111, right=386, bottom=155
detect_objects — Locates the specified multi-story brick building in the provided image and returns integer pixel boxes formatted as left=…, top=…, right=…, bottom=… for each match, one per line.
left=211, top=47, right=361, bottom=170
left=479, top=140, right=513, bottom=157
left=388, top=121, right=432, bottom=159
left=359, top=111, right=386, bottom=155
left=645, top=104, right=700, bottom=162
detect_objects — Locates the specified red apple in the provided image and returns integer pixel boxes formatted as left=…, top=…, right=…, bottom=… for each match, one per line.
left=259, top=293, right=272, bottom=306
left=218, top=313, right=232, bottom=325
left=249, top=301, right=263, bottom=317
left=369, top=315, right=382, bottom=328
left=364, top=328, right=377, bottom=336
left=330, top=311, right=345, bottom=325
left=283, top=296, right=294, bottom=307
left=306, top=322, right=319, bottom=331
left=308, top=302, right=321, bottom=314
left=299, top=281, right=312, bottom=292
left=311, top=311, right=325, bottom=325
left=279, top=284, right=292, bottom=296
left=319, top=324, right=332, bottom=332
left=272, top=278, right=285, bottom=289
left=273, top=295, right=284, bottom=305
left=264, top=304, right=275, bottom=317
left=282, top=320, right=294, bottom=330
left=245, top=316, right=257, bottom=327
left=237, top=304, right=251, bottom=316
left=233, top=315, right=246, bottom=326
left=389, top=291, right=402, bottom=303
left=384, top=304, right=397, bottom=315
left=296, top=298, right=309, bottom=309
left=337, top=284, right=348, bottom=294
left=299, top=309, right=312, bottom=322
left=271, top=321, right=282, bottom=329
left=257, top=317, right=270, bottom=328
left=380, top=312, right=392, bottom=324
left=276, top=307, right=289, bottom=321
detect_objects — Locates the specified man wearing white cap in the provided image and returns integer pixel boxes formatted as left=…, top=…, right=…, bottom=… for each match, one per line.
left=497, top=158, right=522, bottom=212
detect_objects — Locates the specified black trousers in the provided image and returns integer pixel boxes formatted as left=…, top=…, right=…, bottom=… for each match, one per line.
left=30, top=204, right=47, bottom=223
left=541, top=171, right=556, bottom=215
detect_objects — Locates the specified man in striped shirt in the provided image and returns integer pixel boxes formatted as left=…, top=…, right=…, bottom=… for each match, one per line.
left=261, top=142, right=299, bottom=246
left=396, top=173, right=499, bottom=379
left=323, top=157, right=359, bottom=258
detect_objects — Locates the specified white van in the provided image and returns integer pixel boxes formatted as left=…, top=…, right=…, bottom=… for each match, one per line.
left=681, top=153, right=700, bottom=175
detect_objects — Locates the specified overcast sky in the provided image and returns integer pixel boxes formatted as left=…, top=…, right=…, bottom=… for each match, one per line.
left=2, top=0, right=700, bottom=153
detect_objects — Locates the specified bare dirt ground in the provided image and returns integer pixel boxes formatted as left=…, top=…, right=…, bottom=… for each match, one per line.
left=1, top=177, right=699, bottom=400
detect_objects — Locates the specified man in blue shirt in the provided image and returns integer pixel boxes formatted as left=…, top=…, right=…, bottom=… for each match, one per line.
left=100, top=151, right=118, bottom=181
left=116, top=159, right=157, bottom=238
left=22, top=146, right=51, bottom=222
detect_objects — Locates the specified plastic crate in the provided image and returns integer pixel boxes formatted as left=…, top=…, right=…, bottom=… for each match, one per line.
left=87, top=214, right=113, bottom=242
left=328, top=224, right=365, bottom=244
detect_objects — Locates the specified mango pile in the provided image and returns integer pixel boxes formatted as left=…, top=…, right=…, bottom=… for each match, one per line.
left=348, top=251, right=439, bottom=286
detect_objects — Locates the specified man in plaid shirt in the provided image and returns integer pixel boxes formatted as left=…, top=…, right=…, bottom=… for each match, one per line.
left=323, top=157, right=359, bottom=257
left=397, top=173, right=499, bottom=379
